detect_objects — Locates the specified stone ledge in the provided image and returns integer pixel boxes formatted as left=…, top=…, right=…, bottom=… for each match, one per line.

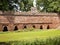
left=0, top=11, right=58, bottom=16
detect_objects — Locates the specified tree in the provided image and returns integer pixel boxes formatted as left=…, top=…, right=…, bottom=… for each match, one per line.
left=46, top=0, right=60, bottom=13
left=20, top=2, right=24, bottom=11
left=0, top=0, right=60, bottom=13
left=0, top=0, right=9, bottom=11
left=37, top=0, right=60, bottom=13
left=21, top=0, right=33, bottom=11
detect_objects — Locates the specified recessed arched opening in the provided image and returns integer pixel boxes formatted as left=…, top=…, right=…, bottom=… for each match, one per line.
left=33, top=25, right=35, bottom=28
left=40, top=25, right=43, bottom=29
left=23, top=25, right=27, bottom=29
left=14, top=26, right=18, bottom=31
left=47, top=25, right=50, bottom=29
left=3, top=26, right=8, bottom=32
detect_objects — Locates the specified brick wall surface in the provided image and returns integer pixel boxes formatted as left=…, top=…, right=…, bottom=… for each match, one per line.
left=0, top=11, right=60, bottom=31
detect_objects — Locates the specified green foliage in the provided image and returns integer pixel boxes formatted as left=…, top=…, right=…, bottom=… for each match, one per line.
left=0, top=29, right=60, bottom=45
left=20, top=2, right=24, bottom=11
left=0, top=0, right=60, bottom=12
left=0, top=29, right=60, bottom=42
left=20, top=0, right=33, bottom=11
left=47, top=1, right=60, bottom=13
left=0, top=37, right=60, bottom=45
left=37, top=0, right=60, bottom=13
left=0, top=0, right=9, bottom=11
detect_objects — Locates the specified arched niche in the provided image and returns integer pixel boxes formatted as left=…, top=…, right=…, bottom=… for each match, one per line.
left=23, top=25, right=27, bottom=29
left=14, top=26, right=18, bottom=31
left=33, top=25, right=35, bottom=28
left=47, top=25, right=50, bottom=29
left=40, top=25, right=43, bottom=29
left=3, top=26, right=8, bottom=32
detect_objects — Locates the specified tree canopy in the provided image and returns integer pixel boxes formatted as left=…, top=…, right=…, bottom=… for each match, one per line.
left=0, top=0, right=60, bottom=13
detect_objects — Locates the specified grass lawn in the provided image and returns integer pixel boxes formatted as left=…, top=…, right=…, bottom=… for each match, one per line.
left=0, top=29, right=60, bottom=42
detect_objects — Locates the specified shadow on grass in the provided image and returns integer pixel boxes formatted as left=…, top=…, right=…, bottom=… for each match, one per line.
left=0, top=42, right=10, bottom=45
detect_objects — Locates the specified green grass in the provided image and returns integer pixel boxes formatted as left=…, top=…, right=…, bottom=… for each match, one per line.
left=0, top=29, right=60, bottom=42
